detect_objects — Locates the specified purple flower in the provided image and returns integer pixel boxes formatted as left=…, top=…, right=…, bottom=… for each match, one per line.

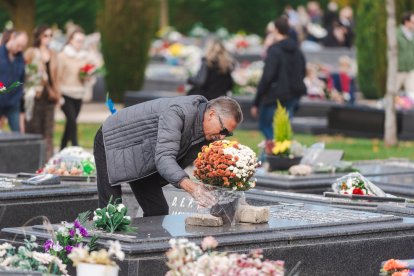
left=65, top=245, right=73, bottom=253
left=79, top=227, right=89, bottom=237
left=74, top=220, right=82, bottom=229
left=69, top=229, right=76, bottom=237
left=44, top=239, right=54, bottom=252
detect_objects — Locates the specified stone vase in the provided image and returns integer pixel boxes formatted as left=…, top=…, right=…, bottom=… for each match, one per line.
left=77, top=263, right=119, bottom=276
left=266, top=155, right=302, bottom=171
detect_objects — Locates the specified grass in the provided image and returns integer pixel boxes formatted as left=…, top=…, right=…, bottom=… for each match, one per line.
left=53, top=122, right=414, bottom=161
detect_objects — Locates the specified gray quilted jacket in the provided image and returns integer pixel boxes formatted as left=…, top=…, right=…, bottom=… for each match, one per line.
left=102, top=95, right=208, bottom=187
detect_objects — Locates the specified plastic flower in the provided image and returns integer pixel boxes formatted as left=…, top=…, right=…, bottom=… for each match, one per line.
left=108, top=240, right=125, bottom=261
left=0, top=82, right=5, bottom=92
left=201, top=236, right=218, bottom=251
left=383, top=259, right=408, bottom=271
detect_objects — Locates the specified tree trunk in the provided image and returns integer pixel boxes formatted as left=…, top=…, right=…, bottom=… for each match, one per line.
left=159, top=0, right=169, bottom=30
left=384, top=0, right=398, bottom=146
left=2, top=0, right=35, bottom=45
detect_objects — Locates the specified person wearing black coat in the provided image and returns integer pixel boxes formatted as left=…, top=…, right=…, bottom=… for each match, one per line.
left=251, top=17, right=306, bottom=153
left=187, top=38, right=234, bottom=100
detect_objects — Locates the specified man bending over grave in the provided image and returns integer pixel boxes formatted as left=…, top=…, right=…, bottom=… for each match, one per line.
left=94, top=95, right=243, bottom=217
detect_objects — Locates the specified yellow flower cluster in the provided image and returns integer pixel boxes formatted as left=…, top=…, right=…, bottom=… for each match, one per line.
left=272, top=140, right=292, bottom=155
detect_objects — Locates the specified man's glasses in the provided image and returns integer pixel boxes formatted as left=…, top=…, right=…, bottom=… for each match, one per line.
left=217, top=115, right=233, bottom=137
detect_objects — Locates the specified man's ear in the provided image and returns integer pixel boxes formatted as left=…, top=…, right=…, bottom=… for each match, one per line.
left=207, top=109, right=216, bottom=118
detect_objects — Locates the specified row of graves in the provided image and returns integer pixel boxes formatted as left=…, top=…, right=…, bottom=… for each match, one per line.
left=128, top=44, right=414, bottom=140
left=1, top=106, right=414, bottom=275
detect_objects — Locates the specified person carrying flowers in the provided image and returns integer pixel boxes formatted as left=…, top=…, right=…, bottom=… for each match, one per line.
left=94, top=96, right=243, bottom=217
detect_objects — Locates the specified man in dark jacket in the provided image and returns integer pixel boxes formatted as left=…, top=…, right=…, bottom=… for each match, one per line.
left=94, top=95, right=243, bottom=217
left=251, top=17, right=306, bottom=153
left=0, top=31, right=28, bottom=132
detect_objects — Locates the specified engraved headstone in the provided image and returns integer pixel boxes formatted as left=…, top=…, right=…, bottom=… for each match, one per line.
left=3, top=191, right=414, bottom=276
left=0, top=132, right=45, bottom=173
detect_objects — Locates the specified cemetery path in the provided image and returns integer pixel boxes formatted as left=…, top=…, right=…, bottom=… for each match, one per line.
left=55, top=102, right=124, bottom=124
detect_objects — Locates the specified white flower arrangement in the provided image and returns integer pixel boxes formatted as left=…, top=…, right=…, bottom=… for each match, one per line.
left=69, top=240, right=125, bottom=267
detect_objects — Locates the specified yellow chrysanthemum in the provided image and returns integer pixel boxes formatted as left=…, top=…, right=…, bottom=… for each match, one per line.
left=168, top=43, right=183, bottom=57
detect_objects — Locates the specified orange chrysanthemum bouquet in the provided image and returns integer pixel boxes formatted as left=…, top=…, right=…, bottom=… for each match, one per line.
left=194, top=140, right=258, bottom=191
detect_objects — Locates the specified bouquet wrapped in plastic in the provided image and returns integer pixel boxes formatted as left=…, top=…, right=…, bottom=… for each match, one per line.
left=37, top=147, right=96, bottom=176
left=332, top=172, right=386, bottom=197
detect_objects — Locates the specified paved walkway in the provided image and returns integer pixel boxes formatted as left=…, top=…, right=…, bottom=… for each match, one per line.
left=55, top=103, right=124, bottom=124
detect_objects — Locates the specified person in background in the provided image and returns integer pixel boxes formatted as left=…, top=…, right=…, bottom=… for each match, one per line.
left=251, top=17, right=306, bottom=155
left=187, top=38, right=234, bottom=100
left=396, top=11, right=414, bottom=100
left=56, top=28, right=91, bottom=149
left=24, top=25, right=60, bottom=160
left=327, top=56, right=356, bottom=104
left=0, top=31, right=28, bottom=132
left=304, top=63, right=326, bottom=99
left=0, top=28, right=15, bottom=130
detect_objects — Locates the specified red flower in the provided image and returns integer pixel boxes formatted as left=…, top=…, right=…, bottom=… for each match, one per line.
left=352, top=188, right=364, bottom=195
left=80, top=64, right=95, bottom=74
left=0, top=82, right=4, bottom=88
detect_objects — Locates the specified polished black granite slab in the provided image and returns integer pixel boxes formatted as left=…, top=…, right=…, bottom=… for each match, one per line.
left=255, top=160, right=414, bottom=194
left=0, top=175, right=98, bottom=229
left=0, top=132, right=46, bottom=173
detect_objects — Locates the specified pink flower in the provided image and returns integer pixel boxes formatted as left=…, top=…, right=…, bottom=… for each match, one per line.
left=0, top=82, right=4, bottom=88
left=201, top=236, right=218, bottom=251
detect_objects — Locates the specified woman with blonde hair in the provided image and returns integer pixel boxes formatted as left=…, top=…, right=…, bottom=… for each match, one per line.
left=56, top=27, right=93, bottom=149
left=187, top=38, right=234, bottom=100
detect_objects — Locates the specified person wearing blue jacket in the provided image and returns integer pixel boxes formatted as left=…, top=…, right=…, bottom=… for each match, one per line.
left=0, top=31, right=28, bottom=132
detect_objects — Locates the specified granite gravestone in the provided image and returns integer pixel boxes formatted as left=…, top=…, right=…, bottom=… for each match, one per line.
left=0, top=132, right=46, bottom=173
left=0, top=175, right=98, bottom=230
left=255, top=160, right=414, bottom=194
left=4, top=189, right=414, bottom=276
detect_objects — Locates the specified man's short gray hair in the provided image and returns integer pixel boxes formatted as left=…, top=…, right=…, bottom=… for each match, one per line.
left=206, top=96, right=243, bottom=123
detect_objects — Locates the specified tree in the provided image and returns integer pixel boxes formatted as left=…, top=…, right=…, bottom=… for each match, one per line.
left=97, top=0, right=159, bottom=101
left=0, top=0, right=35, bottom=42
left=384, top=0, right=398, bottom=146
left=355, top=0, right=387, bottom=99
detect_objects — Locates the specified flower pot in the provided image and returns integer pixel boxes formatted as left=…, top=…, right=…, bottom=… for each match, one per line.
left=77, top=263, right=119, bottom=276
left=204, top=185, right=244, bottom=225
left=266, top=155, right=302, bottom=171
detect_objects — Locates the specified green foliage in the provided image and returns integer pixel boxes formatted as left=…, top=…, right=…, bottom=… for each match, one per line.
left=35, top=0, right=100, bottom=33
left=93, top=197, right=136, bottom=233
left=97, top=0, right=159, bottom=101
left=273, top=101, right=293, bottom=142
left=355, top=0, right=387, bottom=99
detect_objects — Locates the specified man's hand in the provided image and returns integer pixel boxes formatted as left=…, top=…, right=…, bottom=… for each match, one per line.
left=250, top=106, right=258, bottom=119
left=179, top=178, right=216, bottom=207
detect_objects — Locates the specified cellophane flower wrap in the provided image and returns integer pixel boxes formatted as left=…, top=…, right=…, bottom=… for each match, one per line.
left=194, top=140, right=258, bottom=191
left=333, top=172, right=386, bottom=197
left=166, top=237, right=284, bottom=276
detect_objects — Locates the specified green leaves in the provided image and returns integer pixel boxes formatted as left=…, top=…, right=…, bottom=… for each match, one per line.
left=0, top=81, right=22, bottom=95
left=273, top=100, right=293, bottom=143
left=93, top=198, right=136, bottom=234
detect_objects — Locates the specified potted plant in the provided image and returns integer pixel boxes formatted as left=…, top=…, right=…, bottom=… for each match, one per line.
left=266, top=101, right=305, bottom=171
left=69, top=240, right=125, bottom=276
